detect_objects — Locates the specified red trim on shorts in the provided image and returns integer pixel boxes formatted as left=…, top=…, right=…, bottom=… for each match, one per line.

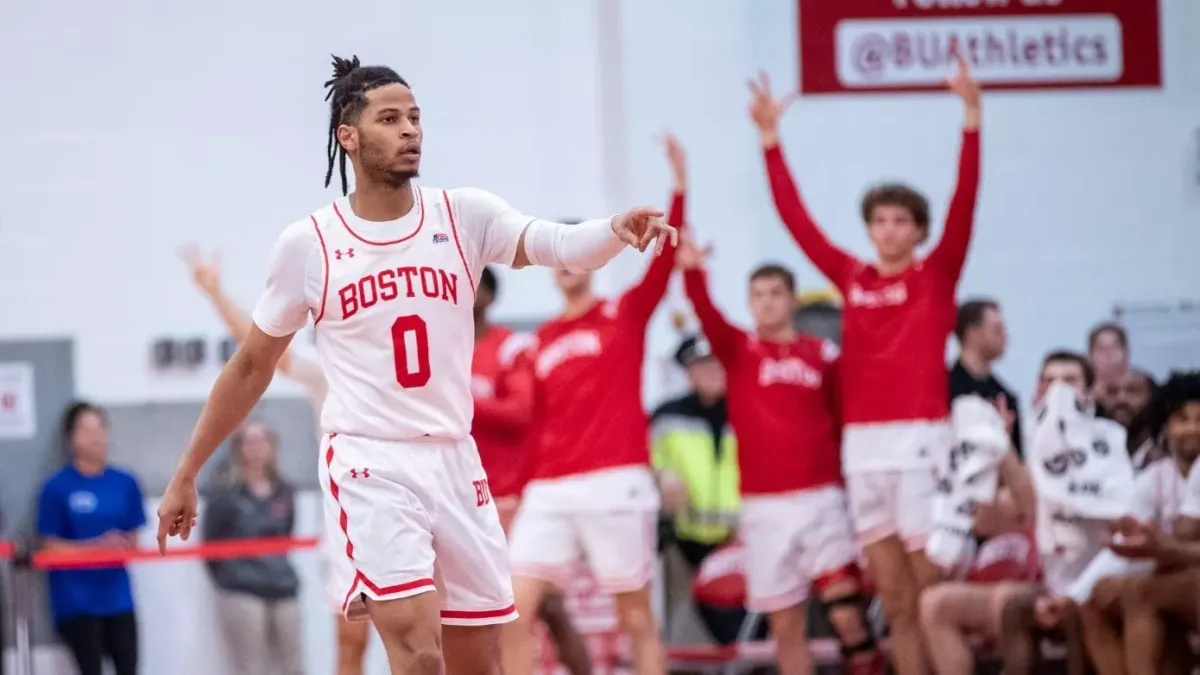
left=441, top=604, right=517, bottom=620
left=812, top=564, right=860, bottom=593
left=442, top=189, right=476, bottom=296
left=326, top=433, right=439, bottom=613
left=311, top=216, right=331, bottom=325
left=324, top=435, right=355, bottom=560
left=333, top=187, right=426, bottom=246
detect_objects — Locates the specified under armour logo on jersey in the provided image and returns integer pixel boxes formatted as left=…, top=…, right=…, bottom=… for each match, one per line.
left=432, top=232, right=449, bottom=244
left=349, top=468, right=370, bottom=479
left=335, top=248, right=355, bottom=260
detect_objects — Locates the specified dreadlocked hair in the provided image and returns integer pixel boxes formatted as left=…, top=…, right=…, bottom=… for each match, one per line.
left=323, top=54, right=410, bottom=195
left=1141, top=370, right=1200, bottom=442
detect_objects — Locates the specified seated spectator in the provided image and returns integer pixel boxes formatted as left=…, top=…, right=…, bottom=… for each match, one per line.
left=651, top=334, right=744, bottom=645
left=1075, top=372, right=1200, bottom=675
left=37, top=402, right=145, bottom=675
left=998, top=352, right=1112, bottom=675
left=1108, top=369, right=1160, bottom=470
left=1088, top=322, right=1131, bottom=414
left=203, top=421, right=304, bottom=675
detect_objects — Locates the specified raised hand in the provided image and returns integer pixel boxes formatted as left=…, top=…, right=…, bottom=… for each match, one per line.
left=662, top=132, right=687, bottom=190
left=947, top=50, right=981, bottom=108
left=611, top=206, right=679, bottom=256
left=179, top=244, right=222, bottom=297
left=747, top=71, right=796, bottom=137
left=675, top=232, right=711, bottom=270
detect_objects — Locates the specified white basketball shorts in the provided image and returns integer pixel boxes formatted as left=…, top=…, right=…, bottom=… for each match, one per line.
left=739, top=485, right=859, bottom=613
left=842, top=421, right=947, bottom=551
left=507, top=465, right=659, bottom=595
left=319, top=432, right=516, bottom=626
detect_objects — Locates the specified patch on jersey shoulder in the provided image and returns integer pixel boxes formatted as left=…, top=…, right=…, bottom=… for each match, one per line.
left=432, top=232, right=450, bottom=244
left=820, top=339, right=840, bottom=362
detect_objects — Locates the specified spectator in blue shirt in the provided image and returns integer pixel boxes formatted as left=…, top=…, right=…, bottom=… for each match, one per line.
left=37, top=401, right=145, bottom=675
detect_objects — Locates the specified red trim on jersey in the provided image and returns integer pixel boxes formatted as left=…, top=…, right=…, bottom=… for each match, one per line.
left=333, top=186, right=426, bottom=246
left=311, top=215, right=331, bottom=325
left=441, top=605, right=517, bottom=620
left=442, top=190, right=476, bottom=296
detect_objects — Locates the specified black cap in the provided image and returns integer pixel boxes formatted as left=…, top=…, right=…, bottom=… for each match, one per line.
left=674, top=335, right=715, bottom=367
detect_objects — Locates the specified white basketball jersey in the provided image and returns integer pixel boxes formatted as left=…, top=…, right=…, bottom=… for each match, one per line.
left=312, top=187, right=477, bottom=441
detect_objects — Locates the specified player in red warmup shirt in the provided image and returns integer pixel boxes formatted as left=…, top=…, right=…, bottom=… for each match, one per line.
left=677, top=237, right=884, bottom=675
left=747, top=53, right=982, bottom=675
left=470, top=266, right=593, bottom=675
left=155, top=56, right=676, bottom=675
left=501, top=136, right=689, bottom=675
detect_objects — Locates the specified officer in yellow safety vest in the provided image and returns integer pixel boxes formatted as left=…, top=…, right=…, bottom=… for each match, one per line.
left=651, top=335, right=740, bottom=566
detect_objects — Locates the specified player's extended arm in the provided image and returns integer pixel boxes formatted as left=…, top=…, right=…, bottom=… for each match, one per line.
left=511, top=205, right=675, bottom=271
left=681, top=268, right=741, bottom=363
left=620, top=192, right=685, bottom=325
left=175, top=326, right=293, bottom=480
left=925, top=55, right=982, bottom=279
left=621, top=135, right=690, bottom=325
left=474, top=357, right=535, bottom=434
left=206, top=287, right=303, bottom=377
left=182, top=246, right=306, bottom=378
left=761, top=144, right=856, bottom=287
left=749, top=72, right=856, bottom=287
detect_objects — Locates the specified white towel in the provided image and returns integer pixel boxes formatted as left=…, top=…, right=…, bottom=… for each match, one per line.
left=1031, top=382, right=1134, bottom=561
left=927, top=396, right=1010, bottom=570
left=1180, top=459, right=1200, bottom=519
left=1062, top=548, right=1153, bottom=604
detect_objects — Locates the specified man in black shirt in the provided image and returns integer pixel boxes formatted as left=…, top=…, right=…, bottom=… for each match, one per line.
left=949, top=298, right=1022, bottom=455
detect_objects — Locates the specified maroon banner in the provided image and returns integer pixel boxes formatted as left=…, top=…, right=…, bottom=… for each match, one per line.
left=798, top=0, right=1162, bottom=94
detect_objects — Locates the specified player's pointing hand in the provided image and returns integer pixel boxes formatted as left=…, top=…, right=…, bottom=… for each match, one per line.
left=611, top=206, right=679, bottom=256
left=155, top=472, right=199, bottom=555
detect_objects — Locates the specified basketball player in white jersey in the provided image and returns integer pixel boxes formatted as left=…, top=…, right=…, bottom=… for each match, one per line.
left=156, top=55, right=677, bottom=675
left=180, top=246, right=371, bottom=675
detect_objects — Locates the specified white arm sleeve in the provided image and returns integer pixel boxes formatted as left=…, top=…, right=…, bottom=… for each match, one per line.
left=449, top=187, right=621, bottom=273
left=251, top=221, right=322, bottom=338
left=520, top=218, right=624, bottom=273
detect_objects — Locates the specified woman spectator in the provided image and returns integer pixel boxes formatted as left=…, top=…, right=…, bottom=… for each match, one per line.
left=203, top=421, right=305, bottom=675
left=37, top=402, right=146, bottom=675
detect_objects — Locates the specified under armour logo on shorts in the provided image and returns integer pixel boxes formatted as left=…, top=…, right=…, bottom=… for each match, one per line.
left=349, top=468, right=370, bottom=479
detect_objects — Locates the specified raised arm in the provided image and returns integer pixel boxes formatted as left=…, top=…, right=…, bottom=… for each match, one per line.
left=449, top=188, right=677, bottom=277
left=620, top=134, right=689, bottom=326
left=474, top=341, right=535, bottom=434
left=677, top=237, right=741, bottom=363
left=180, top=245, right=314, bottom=384
left=925, top=53, right=982, bottom=280
left=748, top=72, right=856, bottom=287
left=157, top=222, right=318, bottom=552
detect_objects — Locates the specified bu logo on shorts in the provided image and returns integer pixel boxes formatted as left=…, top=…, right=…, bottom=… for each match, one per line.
left=473, top=479, right=492, bottom=507
left=349, top=468, right=370, bottom=479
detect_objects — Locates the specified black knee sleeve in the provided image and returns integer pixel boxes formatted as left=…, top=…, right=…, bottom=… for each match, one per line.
left=821, top=592, right=878, bottom=656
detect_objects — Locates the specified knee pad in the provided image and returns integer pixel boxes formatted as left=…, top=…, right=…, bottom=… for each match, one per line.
left=814, top=566, right=878, bottom=656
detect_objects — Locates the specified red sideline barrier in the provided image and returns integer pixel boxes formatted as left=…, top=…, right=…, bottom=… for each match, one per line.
left=0, top=536, right=317, bottom=570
